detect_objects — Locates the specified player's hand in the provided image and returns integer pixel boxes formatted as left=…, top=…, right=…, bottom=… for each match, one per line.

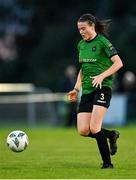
left=90, top=74, right=104, bottom=89
left=67, top=89, right=78, bottom=102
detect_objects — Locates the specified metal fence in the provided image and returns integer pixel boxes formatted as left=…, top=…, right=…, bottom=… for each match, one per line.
left=0, top=83, right=136, bottom=128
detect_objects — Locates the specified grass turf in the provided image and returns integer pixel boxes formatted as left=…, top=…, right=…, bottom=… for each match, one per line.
left=0, top=126, right=136, bottom=179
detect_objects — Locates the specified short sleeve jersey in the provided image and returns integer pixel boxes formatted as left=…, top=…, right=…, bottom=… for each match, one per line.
left=78, top=34, right=118, bottom=95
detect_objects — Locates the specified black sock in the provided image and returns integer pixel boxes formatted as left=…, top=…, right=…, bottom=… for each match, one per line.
left=88, top=128, right=113, bottom=139
left=102, top=128, right=114, bottom=139
left=94, top=130, right=111, bottom=164
left=88, top=132, right=95, bottom=138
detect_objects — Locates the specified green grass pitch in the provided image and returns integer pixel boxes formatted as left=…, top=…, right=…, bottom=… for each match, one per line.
left=0, top=126, right=136, bottom=179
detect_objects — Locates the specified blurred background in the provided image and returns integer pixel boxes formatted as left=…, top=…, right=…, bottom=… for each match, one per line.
left=0, top=0, right=136, bottom=128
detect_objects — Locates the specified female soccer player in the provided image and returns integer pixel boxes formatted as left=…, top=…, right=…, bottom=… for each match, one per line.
left=68, top=13, right=123, bottom=168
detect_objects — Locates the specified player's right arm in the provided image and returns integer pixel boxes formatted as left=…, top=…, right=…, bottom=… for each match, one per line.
left=67, top=69, right=82, bottom=102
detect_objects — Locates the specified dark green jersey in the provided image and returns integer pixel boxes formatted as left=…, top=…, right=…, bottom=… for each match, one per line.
left=78, top=34, right=118, bottom=95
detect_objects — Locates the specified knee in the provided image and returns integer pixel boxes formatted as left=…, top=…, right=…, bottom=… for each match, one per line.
left=78, top=127, right=90, bottom=136
left=90, top=126, right=100, bottom=134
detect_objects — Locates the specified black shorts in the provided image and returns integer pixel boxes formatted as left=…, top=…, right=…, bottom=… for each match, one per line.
left=78, top=87, right=112, bottom=113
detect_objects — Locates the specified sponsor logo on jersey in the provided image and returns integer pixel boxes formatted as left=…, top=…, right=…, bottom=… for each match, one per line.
left=79, top=58, right=97, bottom=63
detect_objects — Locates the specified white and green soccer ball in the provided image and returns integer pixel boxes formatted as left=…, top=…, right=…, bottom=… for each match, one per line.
left=7, top=130, right=29, bottom=152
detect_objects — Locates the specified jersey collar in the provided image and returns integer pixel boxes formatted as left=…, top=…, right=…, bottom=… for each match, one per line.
left=85, top=34, right=98, bottom=43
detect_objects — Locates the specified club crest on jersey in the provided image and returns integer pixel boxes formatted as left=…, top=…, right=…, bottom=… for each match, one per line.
left=92, top=46, right=96, bottom=51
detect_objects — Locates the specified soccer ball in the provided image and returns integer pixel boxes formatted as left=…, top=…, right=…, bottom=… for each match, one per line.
left=7, top=130, right=29, bottom=152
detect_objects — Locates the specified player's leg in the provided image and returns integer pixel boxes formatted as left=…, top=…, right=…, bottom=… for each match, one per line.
left=77, top=93, right=93, bottom=136
left=90, top=105, right=113, bottom=168
left=77, top=112, right=119, bottom=156
left=77, top=112, right=91, bottom=136
left=77, top=113, right=112, bottom=139
left=93, top=86, right=120, bottom=156
left=77, top=91, right=118, bottom=143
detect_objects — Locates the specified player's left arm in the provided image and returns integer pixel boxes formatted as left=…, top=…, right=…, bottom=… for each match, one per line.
left=91, top=55, right=123, bottom=88
left=101, top=55, right=123, bottom=78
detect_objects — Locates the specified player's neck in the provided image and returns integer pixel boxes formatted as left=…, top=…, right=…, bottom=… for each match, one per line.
left=86, top=32, right=97, bottom=42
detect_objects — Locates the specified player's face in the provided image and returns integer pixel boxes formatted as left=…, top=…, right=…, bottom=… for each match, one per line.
left=77, top=21, right=95, bottom=41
